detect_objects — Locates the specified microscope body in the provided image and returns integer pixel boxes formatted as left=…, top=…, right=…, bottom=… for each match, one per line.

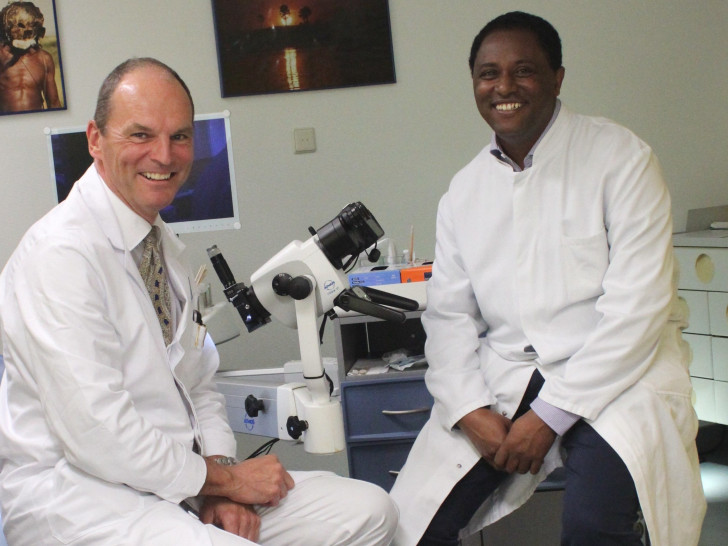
left=209, top=202, right=415, bottom=454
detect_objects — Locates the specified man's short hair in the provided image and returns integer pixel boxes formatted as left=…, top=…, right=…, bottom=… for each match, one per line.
left=93, top=57, right=195, bottom=134
left=468, top=11, right=562, bottom=73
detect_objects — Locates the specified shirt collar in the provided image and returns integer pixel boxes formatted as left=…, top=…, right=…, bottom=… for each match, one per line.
left=489, top=99, right=561, bottom=172
left=98, top=176, right=157, bottom=252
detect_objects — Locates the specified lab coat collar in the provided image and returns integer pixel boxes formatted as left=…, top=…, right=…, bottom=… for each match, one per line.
left=74, top=165, right=191, bottom=358
left=73, top=164, right=185, bottom=260
left=73, top=165, right=126, bottom=253
left=156, top=220, right=185, bottom=260
left=489, top=99, right=563, bottom=171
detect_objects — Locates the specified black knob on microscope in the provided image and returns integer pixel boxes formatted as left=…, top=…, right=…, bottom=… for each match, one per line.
left=272, top=273, right=313, bottom=300
left=286, top=416, right=309, bottom=440
left=245, top=394, right=265, bottom=417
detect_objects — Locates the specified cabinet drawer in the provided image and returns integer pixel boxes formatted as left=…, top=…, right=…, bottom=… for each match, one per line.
left=347, top=439, right=414, bottom=492
left=674, top=247, right=728, bottom=291
left=678, top=290, right=710, bottom=334
left=342, top=377, right=433, bottom=438
left=684, top=333, right=713, bottom=379
left=708, top=292, right=728, bottom=337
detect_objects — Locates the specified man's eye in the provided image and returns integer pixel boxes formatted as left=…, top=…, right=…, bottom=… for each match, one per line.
left=172, top=133, right=191, bottom=142
left=130, top=133, right=148, bottom=139
left=479, top=70, right=497, bottom=80
left=515, top=67, right=534, bottom=77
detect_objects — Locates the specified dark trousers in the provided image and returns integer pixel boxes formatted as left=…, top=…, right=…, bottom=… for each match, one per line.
left=418, top=372, right=646, bottom=546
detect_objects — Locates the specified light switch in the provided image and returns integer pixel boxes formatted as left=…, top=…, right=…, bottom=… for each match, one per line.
left=293, top=127, right=316, bottom=153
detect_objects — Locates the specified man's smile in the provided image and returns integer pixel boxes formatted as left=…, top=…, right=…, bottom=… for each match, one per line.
left=494, top=102, right=524, bottom=112
left=141, top=172, right=173, bottom=181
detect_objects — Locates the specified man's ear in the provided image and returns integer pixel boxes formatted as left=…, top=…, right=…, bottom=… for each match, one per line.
left=554, top=66, right=565, bottom=96
left=86, top=120, right=101, bottom=160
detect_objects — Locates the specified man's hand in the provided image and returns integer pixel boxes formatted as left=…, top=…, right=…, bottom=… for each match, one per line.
left=199, top=497, right=260, bottom=542
left=457, top=407, right=512, bottom=467
left=493, top=410, right=556, bottom=475
left=201, top=454, right=295, bottom=507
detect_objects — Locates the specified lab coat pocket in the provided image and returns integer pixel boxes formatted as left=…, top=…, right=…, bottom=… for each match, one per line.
left=561, top=231, right=609, bottom=302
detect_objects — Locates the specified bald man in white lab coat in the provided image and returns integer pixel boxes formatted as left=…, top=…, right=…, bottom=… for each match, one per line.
left=0, top=57, right=396, bottom=546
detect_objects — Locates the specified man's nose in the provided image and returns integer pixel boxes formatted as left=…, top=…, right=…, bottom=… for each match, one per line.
left=150, top=138, right=173, bottom=165
left=496, top=74, right=516, bottom=95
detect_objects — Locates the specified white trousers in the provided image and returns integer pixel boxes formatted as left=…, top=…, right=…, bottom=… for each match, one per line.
left=51, top=471, right=398, bottom=546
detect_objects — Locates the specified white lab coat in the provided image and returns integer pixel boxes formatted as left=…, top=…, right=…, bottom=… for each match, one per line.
left=0, top=166, right=236, bottom=544
left=390, top=107, right=705, bottom=545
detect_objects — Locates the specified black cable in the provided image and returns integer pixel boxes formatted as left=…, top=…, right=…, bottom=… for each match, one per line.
left=344, top=254, right=359, bottom=273
left=319, top=313, right=328, bottom=344
left=245, top=438, right=279, bottom=459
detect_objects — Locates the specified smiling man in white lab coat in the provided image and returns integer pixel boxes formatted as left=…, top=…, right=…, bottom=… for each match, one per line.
left=390, top=12, right=705, bottom=546
left=0, top=57, right=397, bottom=546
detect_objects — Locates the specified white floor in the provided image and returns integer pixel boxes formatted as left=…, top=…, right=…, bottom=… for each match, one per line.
left=698, top=462, right=728, bottom=546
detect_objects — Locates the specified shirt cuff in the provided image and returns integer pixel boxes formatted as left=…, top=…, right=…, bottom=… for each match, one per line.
left=530, top=397, right=581, bottom=436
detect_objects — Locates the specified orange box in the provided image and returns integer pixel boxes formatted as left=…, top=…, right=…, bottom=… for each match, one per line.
left=400, top=263, right=433, bottom=283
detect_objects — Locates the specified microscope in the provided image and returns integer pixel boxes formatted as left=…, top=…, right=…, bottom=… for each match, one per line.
left=208, top=202, right=418, bottom=454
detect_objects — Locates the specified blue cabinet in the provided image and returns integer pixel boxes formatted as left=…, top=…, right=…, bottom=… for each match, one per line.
left=334, top=312, right=432, bottom=491
left=341, top=373, right=433, bottom=491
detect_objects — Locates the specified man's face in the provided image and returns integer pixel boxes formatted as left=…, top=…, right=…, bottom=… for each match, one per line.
left=472, top=28, right=564, bottom=158
left=87, top=66, right=194, bottom=224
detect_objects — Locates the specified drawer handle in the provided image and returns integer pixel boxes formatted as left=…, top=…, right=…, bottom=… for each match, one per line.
left=382, top=408, right=430, bottom=415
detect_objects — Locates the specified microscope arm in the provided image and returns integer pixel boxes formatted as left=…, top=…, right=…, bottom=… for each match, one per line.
left=334, top=286, right=419, bottom=323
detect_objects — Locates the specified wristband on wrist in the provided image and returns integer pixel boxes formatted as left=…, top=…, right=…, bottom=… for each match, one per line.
left=213, top=456, right=238, bottom=466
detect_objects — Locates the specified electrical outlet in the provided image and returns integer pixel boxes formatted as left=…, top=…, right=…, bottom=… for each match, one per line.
left=293, top=127, right=316, bottom=153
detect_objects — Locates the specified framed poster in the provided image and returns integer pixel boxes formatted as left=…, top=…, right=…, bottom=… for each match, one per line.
left=211, top=0, right=396, bottom=97
left=0, top=0, right=66, bottom=116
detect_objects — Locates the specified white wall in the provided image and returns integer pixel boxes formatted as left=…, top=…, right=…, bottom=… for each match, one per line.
left=2, top=0, right=727, bottom=371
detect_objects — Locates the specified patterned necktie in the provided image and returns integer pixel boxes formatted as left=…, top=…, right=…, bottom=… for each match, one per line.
left=139, top=226, right=173, bottom=345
